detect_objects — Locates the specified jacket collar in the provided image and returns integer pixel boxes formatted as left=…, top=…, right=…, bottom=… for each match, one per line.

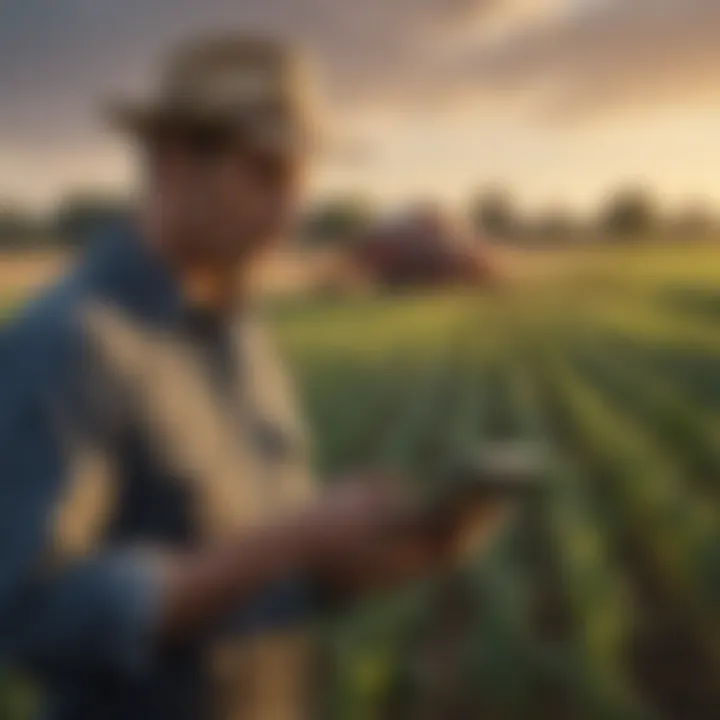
left=85, top=219, right=187, bottom=328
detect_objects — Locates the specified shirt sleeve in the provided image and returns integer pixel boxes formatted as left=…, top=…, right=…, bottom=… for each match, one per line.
left=0, top=314, right=167, bottom=682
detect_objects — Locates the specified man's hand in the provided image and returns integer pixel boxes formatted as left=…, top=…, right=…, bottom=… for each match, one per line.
left=316, top=473, right=515, bottom=600
left=305, top=473, right=415, bottom=565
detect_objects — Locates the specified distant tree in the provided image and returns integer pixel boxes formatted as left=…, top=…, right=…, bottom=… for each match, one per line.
left=301, top=196, right=375, bottom=246
left=599, top=188, right=657, bottom=238
left=672, top=204, right=716, bottom=239
left=53, top=193, right=130, bottom=247
left=470, top=189, right=517, bottom=239
left=531, top=207, right=579, bottom=243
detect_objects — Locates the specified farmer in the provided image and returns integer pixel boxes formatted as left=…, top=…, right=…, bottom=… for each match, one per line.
left=0, top=36, right=509, bottom=720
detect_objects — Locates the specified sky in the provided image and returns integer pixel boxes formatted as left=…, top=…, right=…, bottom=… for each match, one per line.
left=2, top=0, right=720, bottom=213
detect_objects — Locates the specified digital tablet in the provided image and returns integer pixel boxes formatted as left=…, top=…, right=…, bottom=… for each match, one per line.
left=420, top=442, right=546, bottom=527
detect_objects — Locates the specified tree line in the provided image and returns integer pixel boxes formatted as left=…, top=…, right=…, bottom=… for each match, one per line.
left=304, top=188, right=720, bottom=246
left=0, top=186, right=718, bottom=250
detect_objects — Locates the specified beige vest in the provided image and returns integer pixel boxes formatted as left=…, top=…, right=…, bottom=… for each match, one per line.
left=56, top=302, right=319, bottom=720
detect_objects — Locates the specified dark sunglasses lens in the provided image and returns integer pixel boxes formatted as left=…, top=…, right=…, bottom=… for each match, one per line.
left=188, top=128, right=230, bottom=159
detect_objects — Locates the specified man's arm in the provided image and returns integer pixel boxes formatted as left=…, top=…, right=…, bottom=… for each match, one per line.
left=156, top=479, right=411, bottom=639
left=0, top=362, right=405, bottom=675
left=150, top=474, right=512, bottom=640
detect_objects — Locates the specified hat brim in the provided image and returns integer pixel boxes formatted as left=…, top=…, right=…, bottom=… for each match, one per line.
left=109, top=100, right=232, bottom=134
left=107, top=98, right=328, bottom=158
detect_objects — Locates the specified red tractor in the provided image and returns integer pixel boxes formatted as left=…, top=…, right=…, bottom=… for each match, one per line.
left=351, top=205, right=496, bottom=289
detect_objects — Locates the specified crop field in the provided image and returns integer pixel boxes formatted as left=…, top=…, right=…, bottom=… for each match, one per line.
left=1, top=244, right=720, bottom=719
left=272, top=244, right=720, bottom=720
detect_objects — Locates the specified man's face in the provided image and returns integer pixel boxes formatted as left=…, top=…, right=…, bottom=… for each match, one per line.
left=153, top=130, right=306, bottom=262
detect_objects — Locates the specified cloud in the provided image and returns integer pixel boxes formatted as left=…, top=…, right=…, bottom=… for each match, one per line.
left=422, top=0, right=720, bottom=120
left=1, top=0, right=719, bottom=147
left=0, top=0, right=570, bottom=143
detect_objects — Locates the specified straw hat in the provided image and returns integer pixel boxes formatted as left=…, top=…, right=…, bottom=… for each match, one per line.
left=108, top=35, right=320, bottom=154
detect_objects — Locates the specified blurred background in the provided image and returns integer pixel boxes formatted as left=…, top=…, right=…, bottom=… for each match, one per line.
left=2, top=1, right=720, bottom=718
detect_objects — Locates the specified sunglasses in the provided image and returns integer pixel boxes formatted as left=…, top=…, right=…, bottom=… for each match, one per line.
left=184, top=126, right=237, bottom=160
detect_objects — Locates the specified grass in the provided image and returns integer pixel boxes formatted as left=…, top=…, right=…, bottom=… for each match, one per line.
left=270, top=244, right=720, bottom=719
